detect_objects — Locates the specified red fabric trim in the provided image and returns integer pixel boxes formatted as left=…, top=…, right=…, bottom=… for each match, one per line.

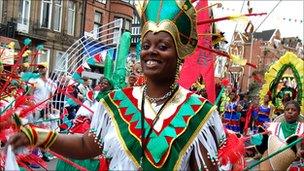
left=160, top=92, right=193, bottom=132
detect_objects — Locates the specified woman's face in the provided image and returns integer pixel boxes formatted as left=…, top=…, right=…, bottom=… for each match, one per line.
left=140, top=31, right=178, bottom=81
left=264, top=94, right=270, bottom=103
left=229, top=92, right=236, bottom=100
left=284, top=103, right=300, bottom=123
left=128, top=74, right=137, bottom=86
left=99, top=78, right=111, bottom=91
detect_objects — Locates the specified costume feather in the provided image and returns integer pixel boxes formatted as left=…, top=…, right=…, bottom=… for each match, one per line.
left=218, top=130, right=246, bottom=169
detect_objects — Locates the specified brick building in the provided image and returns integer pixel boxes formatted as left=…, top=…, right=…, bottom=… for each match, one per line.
left=0, top=0, right=136, bottom=73
left=229, top=29, right=281, bottom=92
left=0, top=0, right=85, bottom=72
left=84, top=0, right=134, bottom=36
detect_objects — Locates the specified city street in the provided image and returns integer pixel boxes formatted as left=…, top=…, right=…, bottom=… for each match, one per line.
left=0, top=0, right=303, bottom=170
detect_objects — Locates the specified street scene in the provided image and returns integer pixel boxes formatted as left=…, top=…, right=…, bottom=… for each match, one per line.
left=0, top=0, right=303, bottom=170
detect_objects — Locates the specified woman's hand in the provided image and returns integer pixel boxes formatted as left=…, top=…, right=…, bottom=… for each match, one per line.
left=8, top=132, right=30, bottom=150
left=296, top=142, right=304, bottom=159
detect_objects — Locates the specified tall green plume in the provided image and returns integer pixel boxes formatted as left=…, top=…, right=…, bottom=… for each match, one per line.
left=104, top=49, right=114, bottom=81
left=112, top=32, right=131, bottom=89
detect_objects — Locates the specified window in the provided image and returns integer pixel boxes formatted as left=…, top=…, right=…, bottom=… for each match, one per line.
left=53, top=0, right=62, bottom=31
left=125, top=20, right=131, bottom=31
left=67, top=1, right=75, bottom=35
left=17, top=0, right=31, bottom=33
left=38, top=48, right=50, bottom=64
left=93, top=11, right=102, bottom=39
left=0, top=0, right=3, bottom=23
left=55, top=51, right=68, bottom=71
left=121, top=0, right=134, bottom=4
left=132, top=13, right=140, bottom=25
left=96, top=0, right=106, bottom=4
left=113, top=17, right=122, bottom=44
left=41, top=0, right=52, bottom=28
left=37, top=48, right=50, bottom=76
left=131, top=27, right=140, bottom=35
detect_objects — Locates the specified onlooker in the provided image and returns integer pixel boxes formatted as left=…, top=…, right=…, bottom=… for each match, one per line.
left=77, top=77, right=92, bottom=102
left=29, top=63, right=56, bottom=121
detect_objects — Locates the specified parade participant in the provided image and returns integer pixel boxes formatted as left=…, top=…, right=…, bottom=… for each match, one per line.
left=255, top=100, right=304, bottom=170
left=127, top=73, right=138, bottom=87
left=56, top=77, right=114, bottom=171
left=223, top=91, right=242, bottom=133
left=9, top=1, right=226, bottom=170
left=29, top=63, right=56, bottom=121
left=128, top=61, right=145, bottom=87
left=28, top=63, right=56, bottom=165
left=94, top=76, right=114, bottom=101
left=77, top=77, right=92, bottom=102
left=252, top=94, right=272, bottom=132
left=238, top=93, right=249, bottom=134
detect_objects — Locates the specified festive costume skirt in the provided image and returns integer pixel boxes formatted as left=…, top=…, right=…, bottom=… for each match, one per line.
left=223, top=112, right=241, bottom=133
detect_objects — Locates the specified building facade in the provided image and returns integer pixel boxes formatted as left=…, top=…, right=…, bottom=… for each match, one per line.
left=84, top=0, right=134, bottom=38
left=229, top=29, right=281, bottom=92
left=0, top=0, right=136, bottom=73
left=0, top=0, right=85, bottom=72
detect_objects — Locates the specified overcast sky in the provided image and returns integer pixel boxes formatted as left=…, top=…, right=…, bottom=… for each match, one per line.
left=209, top=0, right=304, bottom=43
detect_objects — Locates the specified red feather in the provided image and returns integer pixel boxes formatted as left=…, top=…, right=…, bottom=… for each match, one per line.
left=0, top=108, right=15, bottom=123
left=221, top=78, right=230, bottom=87
left=17, top=153, right=47, bottom=170
left=218, top=130, right=246, bottom=169
left=19, top=95, right=54, bottom=118
left=14, top=95, right=32, bottom=108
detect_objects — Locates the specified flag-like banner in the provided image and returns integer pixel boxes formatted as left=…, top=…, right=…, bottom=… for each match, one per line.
left=179, top=0, right=216, bottom=103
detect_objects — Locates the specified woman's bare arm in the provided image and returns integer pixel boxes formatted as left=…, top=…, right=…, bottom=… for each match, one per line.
left=189, top=126, right=219, bottom=170
left=9, top=131, right=102, bottom=160
left=189, top=143, right=219, bottom=171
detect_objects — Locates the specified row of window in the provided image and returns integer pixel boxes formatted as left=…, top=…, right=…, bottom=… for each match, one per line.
left=18, top=0, right=76, bottom=35
left=95, top=0, right=135, bottom=5
left=0, top=0, right=3, bottom=23
left=37, top=48, right=68, bottom=72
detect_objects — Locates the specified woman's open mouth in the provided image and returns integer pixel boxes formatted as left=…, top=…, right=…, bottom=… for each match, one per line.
left=145, top=59, right=161, bottom=68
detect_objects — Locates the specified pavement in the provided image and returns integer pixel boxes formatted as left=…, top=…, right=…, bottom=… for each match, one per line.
left=32, top=159, right=57, bottom=171
left=47, top=159, right=57, bottom=170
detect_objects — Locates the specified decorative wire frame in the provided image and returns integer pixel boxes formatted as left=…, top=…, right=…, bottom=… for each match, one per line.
left=47, top=19, right=124, bottom=114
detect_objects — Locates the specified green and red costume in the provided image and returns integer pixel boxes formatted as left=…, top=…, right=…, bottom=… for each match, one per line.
left=89, top=86, right=225, bottom=170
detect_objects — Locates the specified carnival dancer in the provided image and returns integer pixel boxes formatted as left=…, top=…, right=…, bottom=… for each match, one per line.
left=56, top=77, right=114, bottom=171
left=9, top=1, right=226, bottom=170
left=28, top=63, right=57, bottom=165
left=252, top=94, right=272, bottom=133
left=223, top=91, right=242, bottom=133
left=254, top=100, right=304, bottom=170
left=29, top=63, right=56, bottom=121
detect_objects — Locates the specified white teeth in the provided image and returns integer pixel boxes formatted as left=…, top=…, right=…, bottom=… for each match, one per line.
left=146, top=60, right=157, bottom=65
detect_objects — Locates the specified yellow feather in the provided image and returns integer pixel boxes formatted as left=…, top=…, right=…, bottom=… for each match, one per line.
left=230, top=54, right=247, bottom=66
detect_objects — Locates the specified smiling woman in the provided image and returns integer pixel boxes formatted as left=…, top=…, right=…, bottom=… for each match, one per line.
left=141, top=31, right=178, bottom=85
left=9, top=0, right=227, bottom=170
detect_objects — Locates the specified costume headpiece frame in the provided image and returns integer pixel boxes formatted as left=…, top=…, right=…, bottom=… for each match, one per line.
left=139, top=0, right=198, bottom=59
